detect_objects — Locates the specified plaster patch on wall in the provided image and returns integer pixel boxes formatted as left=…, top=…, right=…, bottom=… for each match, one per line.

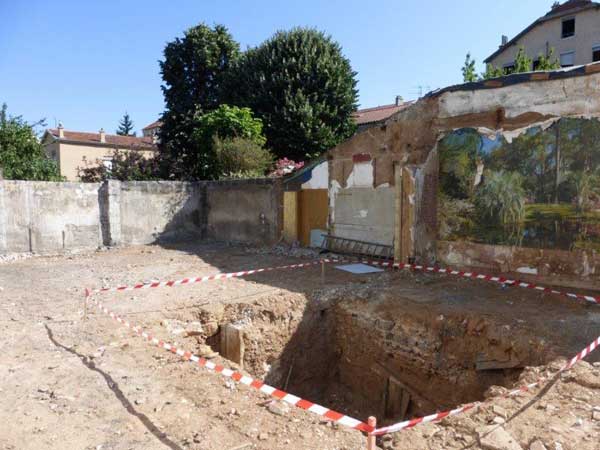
left=356, top=210, right=368, bottom=219
left=582, top=252, right=595, bottom=277
left=301, top=161, right=328, bottom=190
left=329, top=180, right=342, bottom=225
left=346, top=161, right=373, bottom=187
left=516, top=267, right=538, bottom=275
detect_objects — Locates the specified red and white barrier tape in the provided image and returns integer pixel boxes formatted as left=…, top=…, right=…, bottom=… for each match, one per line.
left=87, top=294, right=372, bottom=433
left=363, top=261, right=600, bottom=305
left=84, top=253, right=599, bottom=438
left=372, top=334, right=600, bottom=436
left=89, top=254, right=599, bottom=307
left=90, top=260, right=329, bottom=295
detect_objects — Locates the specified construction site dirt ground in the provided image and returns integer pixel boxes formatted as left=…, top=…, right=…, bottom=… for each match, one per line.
left=0, top=243, right=599, bottom=450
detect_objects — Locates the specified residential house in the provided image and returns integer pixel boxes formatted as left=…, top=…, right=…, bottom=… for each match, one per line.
left=485, top=0, right=600, bottom=71
left=353, top=96, right=412, bottom=132
left=42, top=125, right=157, bottom=181
left=142, top=120, right=162, bottom=138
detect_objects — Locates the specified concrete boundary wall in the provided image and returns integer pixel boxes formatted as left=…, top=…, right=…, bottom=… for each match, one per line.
left=0, top=178, right=283, bottom=255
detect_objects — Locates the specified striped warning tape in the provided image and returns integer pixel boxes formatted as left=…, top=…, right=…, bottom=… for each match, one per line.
left=371, top=334, right=600, bottom=436
left=90, top=260, right=329, bottom=294
left=87, top=294, right=373, bottom=433
left=88, top=252, right=599, bottom=307
left=84, top=255, right=600, bottom=438
left=362, top=260, right=600, bottom=305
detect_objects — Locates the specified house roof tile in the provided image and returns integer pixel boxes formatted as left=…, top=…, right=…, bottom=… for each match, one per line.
left=353, top=102, right=413, bottom=125
left=47, top=129, right=157, bottom=150
left=142, top=120, right=163, bottom=130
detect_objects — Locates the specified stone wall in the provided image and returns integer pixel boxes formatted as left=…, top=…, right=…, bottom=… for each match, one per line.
left=0, top=179, right=283, bottom=255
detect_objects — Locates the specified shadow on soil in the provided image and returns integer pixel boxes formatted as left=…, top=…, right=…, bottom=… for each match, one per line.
left=44, top=324, right=183, bottom=450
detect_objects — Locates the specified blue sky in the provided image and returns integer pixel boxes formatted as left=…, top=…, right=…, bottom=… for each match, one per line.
left=0, top=0, right=552, bottom=135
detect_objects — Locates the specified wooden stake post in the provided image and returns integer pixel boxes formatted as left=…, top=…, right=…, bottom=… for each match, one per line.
left=367, top=416, right=377, bottom=450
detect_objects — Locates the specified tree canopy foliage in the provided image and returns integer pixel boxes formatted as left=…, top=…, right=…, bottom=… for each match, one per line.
left=160, top=105, right=267, bottom=180
left=158, top=24, right=241, bottom=179
left=0, top=103, right=63, bottom=181
left=78, top=150, right=160, bottom=182
left=464, top=46, right=561, bottom=82
left=226, top=28, right=358, bottom=161
left=158, top=24, right=358, bottom=179
left=214, top=137, right=273, bottom=179
left=461, top=53, right=478, bottom=83
left=116, top=112, right=135, bottom=136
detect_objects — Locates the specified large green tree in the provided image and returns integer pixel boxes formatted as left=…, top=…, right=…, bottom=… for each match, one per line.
left=0, top=103, right=62, bottom=181
left=158, top=23, right=240, bottom=179
left=226, top=27, right=358, bottom=161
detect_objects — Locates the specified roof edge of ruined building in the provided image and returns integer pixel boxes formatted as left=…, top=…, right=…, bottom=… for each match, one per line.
left=484, top=1, right=600, bottom=64
left=425, top=62, right=600, bottom=98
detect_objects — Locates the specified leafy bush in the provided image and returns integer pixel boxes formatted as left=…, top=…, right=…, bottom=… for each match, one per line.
left=0, top=103, right=63, bottom=181
left=78, top=150, right=160, bottom=182
left=475, top=171, right=526, bottom=225
left=159, top=105, right=266, bottom=180
left=569, top=170, right=600, bottom=212
left=214, top=136, right=274, bottom=179
left=438, top=193, right=475, bottom=240
left=193, top=105, right=265, bottom=147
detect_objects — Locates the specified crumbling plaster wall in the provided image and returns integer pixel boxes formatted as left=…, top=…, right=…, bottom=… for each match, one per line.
left=328, top=68, right=600, bottom=281
left=328, top=101, right=439, bottom=246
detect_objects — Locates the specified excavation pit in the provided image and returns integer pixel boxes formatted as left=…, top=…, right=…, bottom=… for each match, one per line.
left=190, top=272, right=587, bottom=427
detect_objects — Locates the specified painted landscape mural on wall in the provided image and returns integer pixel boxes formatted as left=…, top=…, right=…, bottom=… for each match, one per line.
left=438, top=118, right=600, bottom=251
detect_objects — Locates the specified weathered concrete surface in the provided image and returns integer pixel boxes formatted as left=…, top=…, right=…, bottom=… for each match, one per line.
left=206, top=179, right=283, bottom=245
left=0, top=180, right=102, bottom=254
left=331, top=186, right=395, bottom=245
left=0, top=179, right=283, bottom=255
left=118, top=181, right=204, bottom=245
left=437, top=240, right=600, bottom=291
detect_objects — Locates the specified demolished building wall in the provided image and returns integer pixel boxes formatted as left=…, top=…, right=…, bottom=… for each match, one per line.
left=328, top=65, right=600, bottom=286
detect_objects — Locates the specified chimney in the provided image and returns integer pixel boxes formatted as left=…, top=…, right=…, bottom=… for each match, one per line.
left=395, top=95, right=404, bottom=106
left=57, top=122, right=64, bottom=138
left=99, top=128, right=106, bottom=143
left=501, top=35, right=508, bottom=46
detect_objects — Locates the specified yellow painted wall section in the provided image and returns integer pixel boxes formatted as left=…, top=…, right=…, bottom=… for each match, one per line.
left=56, top=143, right=156, bottom=181
left=298, top=189, right=328, bottom=247
left=283, top=191, right=298, bottom=243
